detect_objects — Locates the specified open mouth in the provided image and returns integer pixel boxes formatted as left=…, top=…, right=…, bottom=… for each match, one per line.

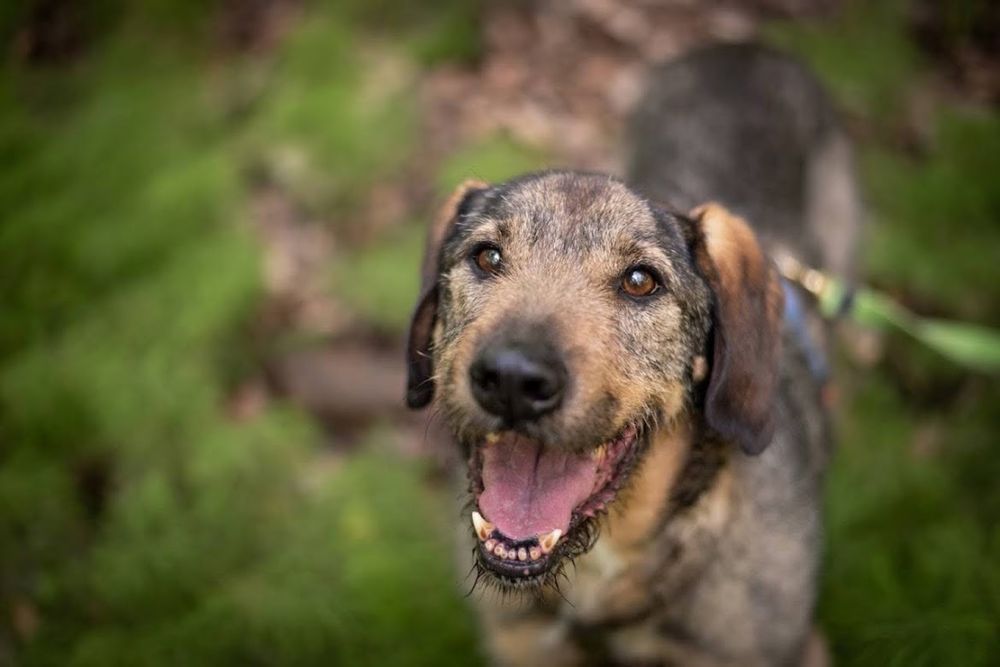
left=467, top=423, right=645, bottom=585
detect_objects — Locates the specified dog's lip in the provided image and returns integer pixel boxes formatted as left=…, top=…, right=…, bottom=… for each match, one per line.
left=468, top=423, right=644, bottom=581
left=474, top=527, right=559, bottom=581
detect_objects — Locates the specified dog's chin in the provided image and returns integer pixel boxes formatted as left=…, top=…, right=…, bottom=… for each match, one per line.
left=465, top=422, right=647, bottom=589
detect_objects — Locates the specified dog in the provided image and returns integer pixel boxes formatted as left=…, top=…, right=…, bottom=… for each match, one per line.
left=405, top=44, right=861, bottom=666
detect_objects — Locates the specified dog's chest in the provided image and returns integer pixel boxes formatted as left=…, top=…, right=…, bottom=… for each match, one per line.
left=564, top=539, right=648, bottom=622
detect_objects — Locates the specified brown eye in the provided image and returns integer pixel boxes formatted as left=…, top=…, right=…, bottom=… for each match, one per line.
left=474, top=245, right=503, bottom=275
left=622, top=267, right=659, bottom=297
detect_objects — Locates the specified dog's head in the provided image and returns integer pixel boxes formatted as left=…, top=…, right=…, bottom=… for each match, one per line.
left=406, top=172, right=782, bottom=587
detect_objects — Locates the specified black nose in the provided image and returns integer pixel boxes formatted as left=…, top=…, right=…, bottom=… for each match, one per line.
left=469, top=342, right=567, bottom=423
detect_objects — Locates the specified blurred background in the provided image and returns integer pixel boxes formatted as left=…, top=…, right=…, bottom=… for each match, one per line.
left=1, top=0, right=998, bottom=664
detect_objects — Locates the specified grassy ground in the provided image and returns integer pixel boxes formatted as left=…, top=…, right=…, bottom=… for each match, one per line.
left=1, top=4, right=481, bottom=665
left=1, top=1, right=997, bottom=665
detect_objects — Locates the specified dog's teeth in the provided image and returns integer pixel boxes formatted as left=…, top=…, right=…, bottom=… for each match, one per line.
left=471, top=511, right=494, bottom=541
left=485, top=432, right=500, bottom=445
left=538, top=529, right=562, bottom=554
left=484, top=539, right=496, bottom=552
left=494, top=544, right=507, bottom=558
left=518, top=547, right=528, bottom=561
left=592, top=444, right=607, bottom=461
left=508, top=550, right=518, bottom=561
left=529, top=546, right=542, bottom=560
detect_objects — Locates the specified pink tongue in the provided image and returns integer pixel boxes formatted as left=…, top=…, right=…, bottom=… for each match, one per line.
left=478, top=435, right=598, bottom=540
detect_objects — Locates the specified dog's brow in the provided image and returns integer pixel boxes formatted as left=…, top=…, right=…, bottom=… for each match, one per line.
left=465, top=217, right=502, bottom=241
left=448, top=218, right=505, bottom=257
left=496, top=219, right=511, bottom=241
left=617, top=237, right=672, bottom=263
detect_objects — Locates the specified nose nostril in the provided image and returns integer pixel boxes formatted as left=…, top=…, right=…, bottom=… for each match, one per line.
left=481, top=370, right=499, bottom=391
left=470, top=363, right=497, bottom=388
left=521, top=377, right=552, bottom=401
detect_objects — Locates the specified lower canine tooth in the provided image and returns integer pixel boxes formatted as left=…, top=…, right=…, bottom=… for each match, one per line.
left=471, top=511, right=494, bottom=541
left=539, top=529, right=562, bottom=554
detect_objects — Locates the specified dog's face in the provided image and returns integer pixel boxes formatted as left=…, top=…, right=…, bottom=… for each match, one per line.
left=407, top=172, right=782, bottom=587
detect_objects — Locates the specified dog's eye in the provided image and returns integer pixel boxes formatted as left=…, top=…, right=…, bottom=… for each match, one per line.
left=473, top=245, right=503, bottom=276
left=621, top=267, right=659, bottom=297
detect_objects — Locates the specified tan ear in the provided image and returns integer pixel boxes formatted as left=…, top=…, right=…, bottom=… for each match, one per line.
left=406, top=180, right=489, bottom=408
left=690, top=203, right=784, bottom=455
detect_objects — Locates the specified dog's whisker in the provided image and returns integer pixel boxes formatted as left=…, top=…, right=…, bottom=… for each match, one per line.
left=465, top=568, right=485, bottom=598
left=463, top=552, right=479, bottom=582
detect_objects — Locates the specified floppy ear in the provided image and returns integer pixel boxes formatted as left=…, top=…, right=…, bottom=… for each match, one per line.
left=406, top=180, right=489, bottom=409
left=689, top=203, right=784, bottom=455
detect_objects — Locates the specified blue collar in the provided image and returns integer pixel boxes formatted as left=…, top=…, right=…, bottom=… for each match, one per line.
left=782, top=279, right=829, bottom=383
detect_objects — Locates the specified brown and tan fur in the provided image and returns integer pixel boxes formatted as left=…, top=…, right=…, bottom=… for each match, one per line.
left=406, top=44, right=855, bottom=667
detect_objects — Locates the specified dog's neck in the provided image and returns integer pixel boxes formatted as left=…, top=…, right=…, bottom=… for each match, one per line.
left=604, top=420, right=694, bottom=550
left=563, top=419, right=733, bottom=624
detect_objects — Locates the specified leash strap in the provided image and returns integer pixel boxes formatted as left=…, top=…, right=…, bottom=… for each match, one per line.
left=774, top=254, right=1000, bottom=374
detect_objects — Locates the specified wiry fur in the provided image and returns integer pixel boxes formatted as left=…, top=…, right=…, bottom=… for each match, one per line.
left=406, top=43, right=858, bottom=666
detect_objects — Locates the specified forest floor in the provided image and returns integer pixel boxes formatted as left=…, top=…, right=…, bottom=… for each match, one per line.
left=1, top=1, right=998, bottom=664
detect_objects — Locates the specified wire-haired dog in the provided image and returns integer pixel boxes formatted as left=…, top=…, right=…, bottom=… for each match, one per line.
left=406, top=44, right=861, bottom=666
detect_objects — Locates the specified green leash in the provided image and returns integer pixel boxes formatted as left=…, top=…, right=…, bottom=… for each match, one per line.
left=776, top=255, right=1000, bottom=373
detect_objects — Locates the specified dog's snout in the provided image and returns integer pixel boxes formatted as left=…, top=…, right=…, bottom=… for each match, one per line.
left=470, top=342, right=566, bottom=423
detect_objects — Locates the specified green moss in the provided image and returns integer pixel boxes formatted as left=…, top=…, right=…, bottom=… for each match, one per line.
left=408, top=3, right=484, bottom=66
left=820, top=373, right=1000, bottom=666
left=863, top=111, right=1000, bottom=323
left=0, top=5, right=478, bottom=664
left=245, top=12, right=417, bottom=217
left=438, top=134, right=549, bottom=193
left=333, top=223, right=426, bottom=334
left=765, top=1, right=919, bottom=123
left=41, top=445, right=480, bottom=667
